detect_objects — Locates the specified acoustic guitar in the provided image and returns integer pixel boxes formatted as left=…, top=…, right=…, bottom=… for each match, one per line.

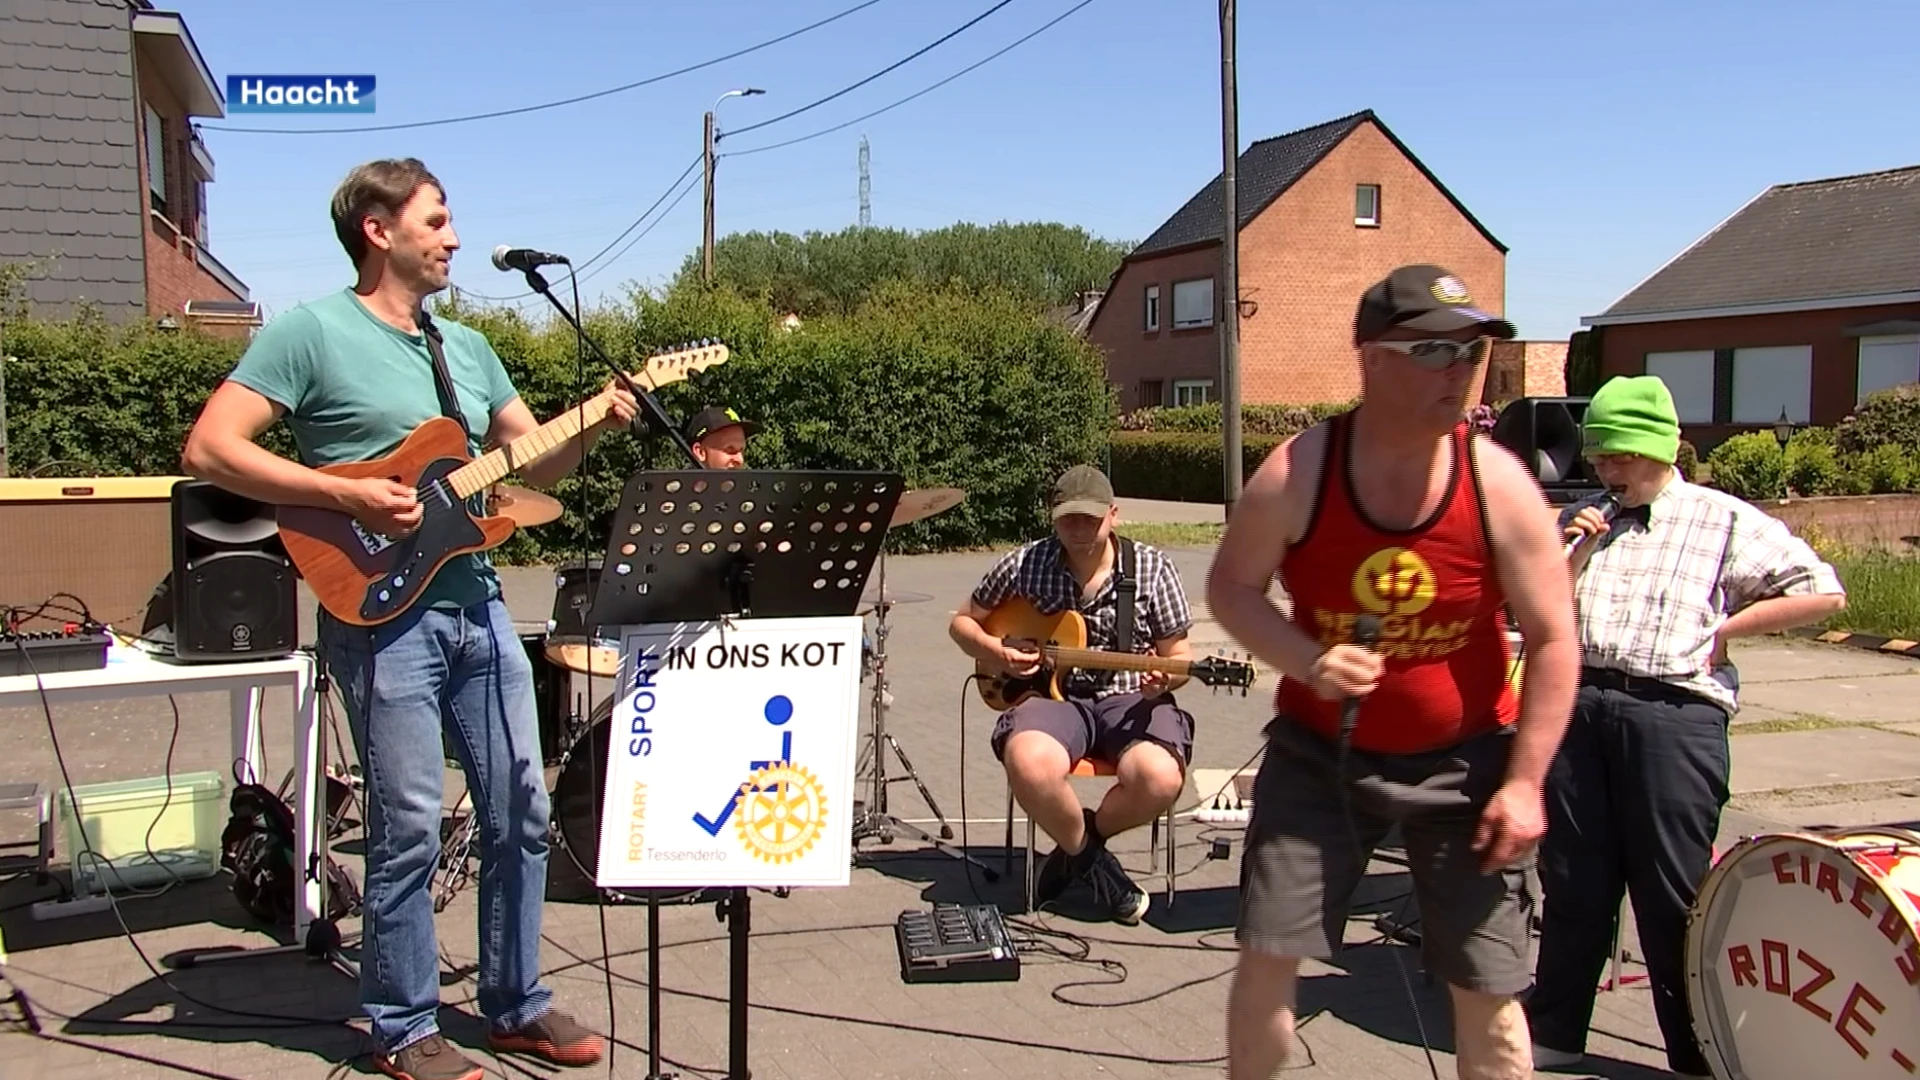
left=278, top=341, right=729, bottom=626
left=975, top=596, right=1256, bottom=710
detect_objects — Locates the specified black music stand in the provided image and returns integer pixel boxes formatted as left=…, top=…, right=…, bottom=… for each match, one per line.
left=583, top=469, right=902, bottom=1080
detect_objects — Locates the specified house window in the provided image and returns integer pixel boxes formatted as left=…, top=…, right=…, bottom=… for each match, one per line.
left=144, top=104, right=168, bottom=217
left=1858, top=334, right=1920, bottom=404
left=1643, top=350, right=1715, bottom=424
left=1732, top=345, right=1812, bottom=425
left=1172, top=379, right=1213, bottom=406
left=1172, top=278, right=1214, bottom=329
left=1143, top=285, right=1159, bottom=332
left=1355, top=184, right=1381, bottom=227
left=1137, top=379, right=1164, bottom=408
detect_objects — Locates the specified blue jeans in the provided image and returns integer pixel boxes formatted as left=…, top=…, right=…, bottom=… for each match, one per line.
left=319, top=596, right=554, bottom=1054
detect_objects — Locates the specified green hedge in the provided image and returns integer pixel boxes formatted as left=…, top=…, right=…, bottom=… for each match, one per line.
left=1836, top=383, right=1920, bottom=456
left=0, top=279, right=1112, bottom=559
left=1116, top=400, right=1350, bottom=435
left=1706, top=426, right=1917, bottom=501
left=1109, top=431, right=1286, bottom=502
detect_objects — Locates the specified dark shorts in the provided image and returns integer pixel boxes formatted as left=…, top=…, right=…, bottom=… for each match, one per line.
left=1235, top=718, right=1535, bottom=996
left=989, top=692, right=1195, bottom=770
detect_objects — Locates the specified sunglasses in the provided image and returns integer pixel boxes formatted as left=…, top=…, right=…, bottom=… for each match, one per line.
left=1371, top=337, right=1490, bottom=370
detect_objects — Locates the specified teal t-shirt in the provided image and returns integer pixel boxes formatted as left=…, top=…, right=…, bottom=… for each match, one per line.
left=228, top=288, right=520, bottom=612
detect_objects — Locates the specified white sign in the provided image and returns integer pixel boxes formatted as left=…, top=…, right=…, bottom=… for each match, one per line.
left=593, top=616, right=863, bottom=889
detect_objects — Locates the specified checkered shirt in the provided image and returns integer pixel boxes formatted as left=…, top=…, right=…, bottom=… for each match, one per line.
left=971, top=536, right=1193, bottom=699
left=1560, top=477, right=1845, bottom=713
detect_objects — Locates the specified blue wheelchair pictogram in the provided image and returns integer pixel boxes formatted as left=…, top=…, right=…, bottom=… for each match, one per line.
left=692, top=694, right=798, bottom=836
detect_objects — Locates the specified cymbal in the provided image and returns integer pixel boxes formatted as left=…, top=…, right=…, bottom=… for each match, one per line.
left=488, top=484, right=563, bottom=528
left=859, top=586, right=932, bottom=613
left=891, top=487, right=965, bottom=528
left=544, top=641, right=622, bottom=678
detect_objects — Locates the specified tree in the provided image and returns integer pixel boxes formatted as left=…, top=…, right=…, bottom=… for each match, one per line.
left=679, top=221, right=1132, bottom=317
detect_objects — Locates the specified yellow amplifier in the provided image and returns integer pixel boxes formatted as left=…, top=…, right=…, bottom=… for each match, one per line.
left=0, top=476, right=187, bottom=631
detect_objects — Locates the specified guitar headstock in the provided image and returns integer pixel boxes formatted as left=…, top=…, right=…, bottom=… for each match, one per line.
left=1190, top=652, right=1257, bottom=695
left=633, top=338, right=731, bottom=390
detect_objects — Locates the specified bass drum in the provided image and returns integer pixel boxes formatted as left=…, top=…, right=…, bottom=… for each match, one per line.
left=1686, top=827, right=1920, bottom=1079
left=547, top=696, right=709, bottom=905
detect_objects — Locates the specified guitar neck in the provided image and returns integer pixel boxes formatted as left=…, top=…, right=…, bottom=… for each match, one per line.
left=1043, top=645, right=1190, bottom=678
left=444, top=396, right=616, bottom=499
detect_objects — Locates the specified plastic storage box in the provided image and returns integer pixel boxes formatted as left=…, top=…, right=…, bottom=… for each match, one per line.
left=53, top=772, right=226, bottom=894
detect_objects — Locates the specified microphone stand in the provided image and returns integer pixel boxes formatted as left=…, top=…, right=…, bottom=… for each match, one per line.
left=519, top=265, right=704, bottom=469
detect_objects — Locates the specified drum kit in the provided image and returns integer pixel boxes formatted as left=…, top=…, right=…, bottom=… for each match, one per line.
left=431, top=484, right=981, bottom=909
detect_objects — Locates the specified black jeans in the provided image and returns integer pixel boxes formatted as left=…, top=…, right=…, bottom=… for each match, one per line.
left=1525, top=672, right=1730, bottom=1076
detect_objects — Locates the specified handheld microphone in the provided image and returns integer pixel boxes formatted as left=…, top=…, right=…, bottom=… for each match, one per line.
left=1564, top=488, right=1625, bottom=556
left=1339, top=613, right=1383, bottom=743
left=491, top=245, right=569, bottom=273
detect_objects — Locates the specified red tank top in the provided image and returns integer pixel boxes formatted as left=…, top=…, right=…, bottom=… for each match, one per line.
left=1276, top=412, right=1517, bottom=753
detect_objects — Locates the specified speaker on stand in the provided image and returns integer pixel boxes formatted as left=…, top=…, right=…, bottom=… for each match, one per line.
left=1488, top=396, right=1605, bottom=507
left=153, top=480, right=298, bottom=662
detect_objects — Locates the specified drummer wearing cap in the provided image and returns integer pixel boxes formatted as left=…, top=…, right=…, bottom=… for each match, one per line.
left=1210, top=265, right=1581, bottom=1079
left=1526, top=375, right=1847, bottom=1078
left=683, top=404, right=755, bottom=469
left=948, top=464, right=1196, bottom=925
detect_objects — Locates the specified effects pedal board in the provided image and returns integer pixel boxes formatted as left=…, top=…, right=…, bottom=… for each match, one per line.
left=0, top=626, right=110, bottom=678
left=894, top=903, right=1020, bottom=984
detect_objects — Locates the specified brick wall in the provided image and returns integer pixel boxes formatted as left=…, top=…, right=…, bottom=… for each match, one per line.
left=1767, top=494, right=1920, bottom=553
left=0, top=0, right=145, bottom=316
left=1091, top=245, right=1224, bottom=408
left=1596, top=300, right=1920, bottom=451
left=134, top=66, right=243, bottom=323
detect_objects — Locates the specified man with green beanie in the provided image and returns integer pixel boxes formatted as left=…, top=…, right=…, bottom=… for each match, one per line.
left=1526, top=374, right=1848, bottom=1077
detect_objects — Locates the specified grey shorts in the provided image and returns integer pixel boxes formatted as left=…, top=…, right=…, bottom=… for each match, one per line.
left=1235, top=718, right=1535, bottom=995
left=990, top=691, right=1194, bottom=769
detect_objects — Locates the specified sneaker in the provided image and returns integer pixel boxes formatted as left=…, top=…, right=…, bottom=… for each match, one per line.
left=488, top=1009, right=605, bottom=1067
left=1532, top=1044, right=1583, bottom=1070
left=1087, top=849, right=1150, bottom=925
left=1034, top=845, right=1076, bottom=905
left=374, top=1034, right=483, bottom=1080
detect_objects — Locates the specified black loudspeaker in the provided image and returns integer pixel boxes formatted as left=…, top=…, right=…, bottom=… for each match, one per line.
left=166, top=480, right=297, bottom=661
left=1489, top=396, right=1604, bottom=506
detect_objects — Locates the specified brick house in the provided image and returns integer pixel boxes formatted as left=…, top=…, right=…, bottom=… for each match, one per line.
left=0, top=0, right=258, bottom=334
left=1583, top=165, right=1920, bottom=450
left=1088, top=110, right=1508, bottom=411
left=1484, top=340, right=1568, bottom=404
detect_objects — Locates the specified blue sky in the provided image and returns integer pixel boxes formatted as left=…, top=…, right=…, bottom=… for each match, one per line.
left=183, top=0, right=1920, bottom=337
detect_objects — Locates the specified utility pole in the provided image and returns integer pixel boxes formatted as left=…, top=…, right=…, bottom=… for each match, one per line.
left=1219, top=0, right=1242, bottom=518
left=702, top=109, right=717, bottom=283
left=858, top=135, right=871, bottom=228
left=0, top=353, right=9, bottom=478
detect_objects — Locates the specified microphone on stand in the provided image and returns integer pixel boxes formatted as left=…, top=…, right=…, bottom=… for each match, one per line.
left=1339, top=613, right=1383, bottom=745
left=1564, top=488, right=1625, bottom=556
left=491, top=245, right=568, bottom=272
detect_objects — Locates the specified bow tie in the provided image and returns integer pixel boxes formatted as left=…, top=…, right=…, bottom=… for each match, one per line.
left=1613, top=503, right=1652, bottom=528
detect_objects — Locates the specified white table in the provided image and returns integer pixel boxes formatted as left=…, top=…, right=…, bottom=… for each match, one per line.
left=0, top=647, right=324, bottom=938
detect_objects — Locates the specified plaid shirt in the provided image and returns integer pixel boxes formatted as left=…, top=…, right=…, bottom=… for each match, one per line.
left=971, top=536, right=1193, bottom=699
left=1560, top=477, right=1845, bottom=713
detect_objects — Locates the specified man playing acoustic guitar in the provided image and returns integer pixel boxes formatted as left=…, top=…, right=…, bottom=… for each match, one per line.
left=948, top=465, right=1194, bottom=924
left=182, top=159, right=624, bottom=1080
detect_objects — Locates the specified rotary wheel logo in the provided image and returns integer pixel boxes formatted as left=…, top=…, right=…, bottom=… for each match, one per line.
left=1353, top=547, right=1437, bottom=616
left=733, top=763, right=827, bottom=863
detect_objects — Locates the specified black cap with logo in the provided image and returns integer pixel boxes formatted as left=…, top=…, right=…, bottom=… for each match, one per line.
left=682, top=405, right=757, bottom=443
left=1353, top=264, right=1516, bottom=345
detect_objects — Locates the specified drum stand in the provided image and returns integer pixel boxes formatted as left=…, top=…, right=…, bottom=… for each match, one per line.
left=849, top=553, right=999, bottom=882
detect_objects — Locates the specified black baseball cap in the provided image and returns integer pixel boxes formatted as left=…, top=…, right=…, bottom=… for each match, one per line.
left=683, top=405, right=757, bottom=443
left=1353, top=264, right=1516, bottom=345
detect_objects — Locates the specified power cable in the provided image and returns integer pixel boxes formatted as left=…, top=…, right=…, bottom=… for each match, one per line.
left=723, top=0, right=1097, bottom=158
left=199, top=0, right=893, bottom=135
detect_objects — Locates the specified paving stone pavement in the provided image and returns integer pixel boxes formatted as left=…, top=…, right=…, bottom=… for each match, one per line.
left=1, top=545, right=1916, bottom=1079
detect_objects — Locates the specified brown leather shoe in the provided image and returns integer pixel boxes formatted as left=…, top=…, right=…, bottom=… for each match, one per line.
left=488, top=1009, right=605, bottom=1067
left=374, top=1034, right=484, bottom=1080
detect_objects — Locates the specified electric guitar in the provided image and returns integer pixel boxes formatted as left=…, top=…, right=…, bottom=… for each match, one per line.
left=278, top=341, right=729, bottom=626
left=975, top=596, right=1256, bottom=710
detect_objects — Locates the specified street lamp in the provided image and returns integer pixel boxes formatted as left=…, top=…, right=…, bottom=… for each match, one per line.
left=704, top=87, right=766, bottom=283
left=1773, top=406, right=1794, bottom=449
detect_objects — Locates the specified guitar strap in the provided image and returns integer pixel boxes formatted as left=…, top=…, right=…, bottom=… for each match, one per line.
left=1112, top=534, right=1137, bottom=654
left=416, top=309, right=471, bottom=442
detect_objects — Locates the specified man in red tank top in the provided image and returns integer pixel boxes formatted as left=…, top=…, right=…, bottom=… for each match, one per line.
left=1210, top=266, right=1581, bottom=1080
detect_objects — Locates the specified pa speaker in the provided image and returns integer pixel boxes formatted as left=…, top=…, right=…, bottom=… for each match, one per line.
left=1489, top=397, right=1603, bottom=505
left=168, top=480, right=297, bottom=661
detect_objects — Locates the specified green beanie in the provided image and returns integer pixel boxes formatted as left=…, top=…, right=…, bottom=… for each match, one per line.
left=1583, top=375, right=1680, bottom=465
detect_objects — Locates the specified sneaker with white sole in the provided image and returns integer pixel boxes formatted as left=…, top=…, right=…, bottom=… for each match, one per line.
left=1087, top=849, right=1149, bottom=925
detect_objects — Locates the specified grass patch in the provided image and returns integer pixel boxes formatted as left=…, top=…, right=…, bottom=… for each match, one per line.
left=1730, top=713, right=1861, bottom=736
left=1118, top=522, right=1225, bottom=548
left=1821, top=550, right=1920, bottom=640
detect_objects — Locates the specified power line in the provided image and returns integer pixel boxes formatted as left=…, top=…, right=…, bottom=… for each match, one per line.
left=723, top=0, right=1096, bottom=158
left=717, top=0, right=1021, bottom=142
left=576, top=170, right=705, bottom=288
left=199, top=0, right=892, bottom=135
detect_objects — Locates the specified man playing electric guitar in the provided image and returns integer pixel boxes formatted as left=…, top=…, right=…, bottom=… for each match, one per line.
left=182, top=158, right=617, bottom=1080
left=948, top=465, right=1195, bottom=924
